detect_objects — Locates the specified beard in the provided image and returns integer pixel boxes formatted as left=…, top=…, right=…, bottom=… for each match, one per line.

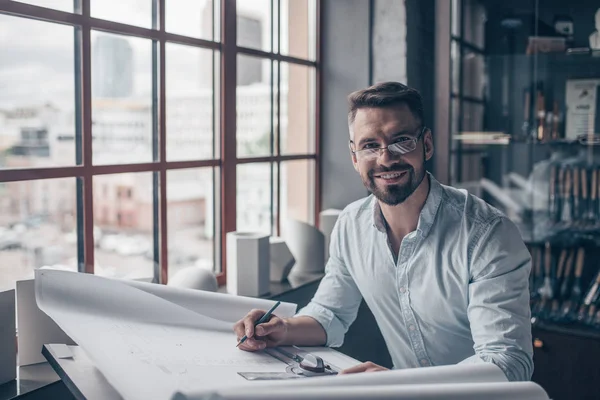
left=362, top=162, right=426, bottom=206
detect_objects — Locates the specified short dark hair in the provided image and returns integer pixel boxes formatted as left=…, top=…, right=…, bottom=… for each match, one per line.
left=347, top=82, right=424, bottom=130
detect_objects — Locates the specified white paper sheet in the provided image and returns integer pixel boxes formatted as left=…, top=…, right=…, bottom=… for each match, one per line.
left=0, top=289, right=16, bottom=385
left=176, top=382, right=549, bottom=400
left=34, top=269, right=302, bottom=400
left=120, top=279, right=296, bottom=322
left=16, top=279, right=75, bottom=366
left=48, top=343, right=74, bottom=359
left=176, top=362, right=508, bottom=399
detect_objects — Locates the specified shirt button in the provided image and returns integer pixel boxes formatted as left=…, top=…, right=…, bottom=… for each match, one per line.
left=399, top=287, right=406, bottom=293
left=409, top=325, right=416, bottom=331
left=420, top=359, right=430, bottom=366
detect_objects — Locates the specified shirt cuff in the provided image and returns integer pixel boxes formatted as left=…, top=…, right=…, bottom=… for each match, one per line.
left=295, top=302, right=346, bottom=347
left=458, top=354, right=521, bottom=382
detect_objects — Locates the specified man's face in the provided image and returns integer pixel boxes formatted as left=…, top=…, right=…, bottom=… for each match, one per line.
left=350, top=104, right=434, bottom=206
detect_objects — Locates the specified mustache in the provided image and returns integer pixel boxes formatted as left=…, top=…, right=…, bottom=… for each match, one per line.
left=369, top=164, right=413, bottom=177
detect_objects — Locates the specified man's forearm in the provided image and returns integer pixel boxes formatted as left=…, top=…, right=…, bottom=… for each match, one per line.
left=280, top=316, right=327, bottom=346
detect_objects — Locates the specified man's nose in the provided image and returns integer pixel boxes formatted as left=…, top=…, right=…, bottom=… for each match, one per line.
left=377, top=147, right=400, bottom=166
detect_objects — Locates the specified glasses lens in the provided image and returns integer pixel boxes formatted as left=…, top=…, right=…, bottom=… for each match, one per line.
left=357, top=148, right=379, bottom=159
left=389, top=141, right=416, bottom=155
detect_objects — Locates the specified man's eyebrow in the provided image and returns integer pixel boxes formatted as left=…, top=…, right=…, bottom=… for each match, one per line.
left=391, top=130, right=416, bottom=139
left=357, top=137, right=378, bottom=146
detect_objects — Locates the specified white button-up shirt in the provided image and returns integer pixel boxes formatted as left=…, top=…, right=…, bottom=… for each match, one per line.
left=296, top=173, right=533, bottom=381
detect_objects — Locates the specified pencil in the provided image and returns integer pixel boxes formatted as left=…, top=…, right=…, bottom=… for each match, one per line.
left=236, top=301, right=281, bottom=347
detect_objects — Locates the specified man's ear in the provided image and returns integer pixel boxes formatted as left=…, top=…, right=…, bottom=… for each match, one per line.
left=349, top=141, right=359, bottom=172
left=423, top=129, right=434, bottom=161
left=352, top=155, right=359, bottom=172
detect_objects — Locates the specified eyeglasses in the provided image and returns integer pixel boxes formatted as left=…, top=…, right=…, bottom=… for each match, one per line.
left=350, top=126, right=427, bottom=160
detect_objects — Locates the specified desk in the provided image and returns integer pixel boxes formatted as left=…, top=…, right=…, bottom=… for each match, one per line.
left=42, top=344, right=121, bottom=400
left=0, top=362, right=59, bottom=400
left=42, top=344, right=360, bottom=400
left=217, top=271, right=324, bottom=299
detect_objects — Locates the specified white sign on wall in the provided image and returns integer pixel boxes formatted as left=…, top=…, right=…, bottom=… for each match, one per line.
left=565, top=79, right=600, bottom=139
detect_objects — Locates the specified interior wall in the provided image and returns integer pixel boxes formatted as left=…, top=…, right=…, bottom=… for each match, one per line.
left=372, top=0, right=407, bottom=84
left=320, top=0, right=371, bottom=211
left=405, top=0, right=436, bottom=130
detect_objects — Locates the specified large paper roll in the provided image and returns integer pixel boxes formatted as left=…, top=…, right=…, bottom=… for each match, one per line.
left=17, top=279, right=75, bottom=366
left=226, top=232, right=270, bottom=297
left=269, top=236, right=295, bottom=282
left=168, top=267, right=219, bottom=292
left=319, top=209, right=342, bottom=261
left=283, top=219, right=325, bottom=274
left=180, top=382, right=549, bottom=400
left=0, top=289, right=16, bottom=384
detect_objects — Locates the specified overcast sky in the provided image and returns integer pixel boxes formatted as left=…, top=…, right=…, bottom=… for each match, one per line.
left=0, top=0, right=272, bottom=109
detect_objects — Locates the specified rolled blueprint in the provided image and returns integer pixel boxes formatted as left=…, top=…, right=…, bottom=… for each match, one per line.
left=283, top=219, right=325, bottom=274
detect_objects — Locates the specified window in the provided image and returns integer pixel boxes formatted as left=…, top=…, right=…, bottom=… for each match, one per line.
left=449, top=0, right=487, bottom=185
left=0, top=0, right=320, bottom=291
left=235, top=0, right=319, bottom=241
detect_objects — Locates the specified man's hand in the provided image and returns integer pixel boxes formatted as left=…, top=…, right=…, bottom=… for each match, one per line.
left=233, top=309, right=288, bottom=352
left=339, top=361, right=388, bottom=374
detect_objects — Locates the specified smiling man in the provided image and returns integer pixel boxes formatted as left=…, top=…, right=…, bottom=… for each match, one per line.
left=234, top=82, right=533, bottom=382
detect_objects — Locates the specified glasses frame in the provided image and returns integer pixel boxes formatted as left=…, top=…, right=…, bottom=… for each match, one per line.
left=349, top=126, right=427, bottom=159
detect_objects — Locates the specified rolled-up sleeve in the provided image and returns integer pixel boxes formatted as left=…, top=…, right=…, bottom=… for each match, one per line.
left=459, top=216, right=534, bottom=382
left=295, top=215, right=363, bottom=347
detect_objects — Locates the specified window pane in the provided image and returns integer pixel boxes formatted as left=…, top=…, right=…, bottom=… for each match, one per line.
left=166, top=0, right=217, bottom=41
left=280, top=63, right=315, bottom=155
left=450, top=98, right=460, bottom=185
left=0, top=178, right=78, bottom=291
left=91, top=0, right=153, bottom=29
left=237, top=163, right=275, bottom=235
left=94, top=172, right=154, bottom=280
left=451, top=98, right=460, bottom=141
left=461, top=101, right=484, bottom=132
left=0, top=15, right=76, bottom=169
left=280, top=0, right=316, bottom=60
left=451, top=0, right=461, bottom=37
left=92, top=31, right=153, bottom=165
left=463, top=0, right=486, bottom=49
left=462, top=51, right=485, bottom=99
left=280, top=159, right=314, bottom=227
left=237, top=0, right=271, bottom=52
left=15, top=0, right=78, bottom=13
left=167, top=168, right=216, bottom=279
left=451, top=41, right=460, bottom=95
left=237, top=55, right=273, bottom=158
left=166, top=44, right=215, bottom=161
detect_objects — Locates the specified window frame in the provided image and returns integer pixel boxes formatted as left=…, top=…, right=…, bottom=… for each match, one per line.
left=449, top=0, right=486, bottom=185
left=0, top=0, right=322, bottom=287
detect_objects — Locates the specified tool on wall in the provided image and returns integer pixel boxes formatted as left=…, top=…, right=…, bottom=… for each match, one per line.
left=561, top=247, right=586, bottom=319
left=538, top=243, right=554, bottom=301
left=559, top=249, right=575, bottom=300
left=573, top=167, right=580, bottom=221
left=581, top=168, right=590, bottom=221
left=562, top=168, right=572, bottom=223
left=549, top=165, right=558, bottom=221
left=549, top=249, right=568, bottom=320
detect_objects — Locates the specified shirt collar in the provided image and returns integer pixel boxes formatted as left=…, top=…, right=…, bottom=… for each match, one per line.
left=372, top=172, right=443, bottom=239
